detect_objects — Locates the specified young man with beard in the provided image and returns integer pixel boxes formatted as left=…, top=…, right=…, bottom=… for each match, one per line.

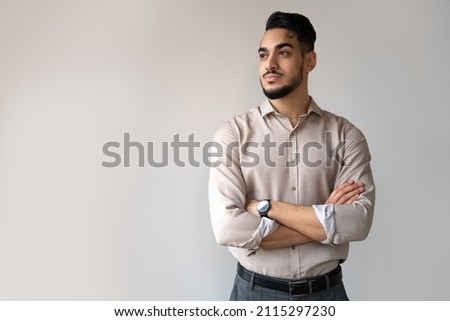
left=209, top=11, right=375, bottom=301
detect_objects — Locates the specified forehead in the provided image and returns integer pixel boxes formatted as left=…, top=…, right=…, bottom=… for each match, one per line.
left=259, top=28, right=300, bottom=50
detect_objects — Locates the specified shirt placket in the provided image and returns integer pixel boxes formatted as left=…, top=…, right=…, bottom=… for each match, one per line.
left=288, top=128, right=301, bottom=278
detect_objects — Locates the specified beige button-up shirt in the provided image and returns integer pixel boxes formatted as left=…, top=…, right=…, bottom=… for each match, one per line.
left=209, top=98, right=375, bottom=279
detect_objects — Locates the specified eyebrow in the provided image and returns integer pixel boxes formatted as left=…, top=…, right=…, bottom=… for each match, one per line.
left=258, top=42, right=294, bottom=53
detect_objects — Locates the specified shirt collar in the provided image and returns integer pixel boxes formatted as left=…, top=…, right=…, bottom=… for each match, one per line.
left=260, top=97, right=323, bottom=118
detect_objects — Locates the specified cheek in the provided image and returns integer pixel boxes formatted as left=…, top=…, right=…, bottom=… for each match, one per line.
left=259, top=63, right=266, bottom=73
left=259, top=66, right=267, bottom=78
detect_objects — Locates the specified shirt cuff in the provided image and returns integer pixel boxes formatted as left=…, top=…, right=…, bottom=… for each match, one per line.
left=257, top=217, right=280, bottom=239
left=312, top=204, right=336, bottom=245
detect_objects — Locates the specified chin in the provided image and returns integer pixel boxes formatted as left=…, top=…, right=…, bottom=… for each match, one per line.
left=263, top=83, right=282, bottom=91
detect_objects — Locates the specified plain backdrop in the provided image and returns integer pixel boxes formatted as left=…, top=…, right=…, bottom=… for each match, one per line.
left=1, top=0, right=449, bottom=300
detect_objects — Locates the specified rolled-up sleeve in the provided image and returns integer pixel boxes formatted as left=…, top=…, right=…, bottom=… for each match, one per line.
left=331, top=124, right=375, bottom=244
left=312, top=204, right=336, bottom=245
left=208, top=122, right=268, bottom=250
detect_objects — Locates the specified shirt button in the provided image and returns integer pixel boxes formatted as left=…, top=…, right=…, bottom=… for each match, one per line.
left=291, top=186, right=297, bottom=191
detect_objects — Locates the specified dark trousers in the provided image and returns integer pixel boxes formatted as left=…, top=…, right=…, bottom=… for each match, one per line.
left=229, top=269, right=350, bottom=301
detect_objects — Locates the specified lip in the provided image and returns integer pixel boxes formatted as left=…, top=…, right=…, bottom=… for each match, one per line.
left=263, top=74, right=282, bottom=82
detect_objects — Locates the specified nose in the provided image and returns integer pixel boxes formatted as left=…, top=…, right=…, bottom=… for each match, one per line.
left=265, top=54, right=278, bottom=71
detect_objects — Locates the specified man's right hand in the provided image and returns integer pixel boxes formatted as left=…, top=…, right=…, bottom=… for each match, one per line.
left=326, top=180, right=365, bottom=205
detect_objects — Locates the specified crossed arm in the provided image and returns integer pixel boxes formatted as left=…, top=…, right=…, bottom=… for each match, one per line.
left=245, top=180, right=365, bottom=249
left=209, top=121, right=375, bottom=250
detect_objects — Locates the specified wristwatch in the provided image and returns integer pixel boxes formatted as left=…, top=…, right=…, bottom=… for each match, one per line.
left=257, top=199, right=271, bottom=219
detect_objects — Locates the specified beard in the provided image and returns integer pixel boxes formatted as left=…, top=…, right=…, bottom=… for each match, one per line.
left=261, top=67, right=303, bottom=100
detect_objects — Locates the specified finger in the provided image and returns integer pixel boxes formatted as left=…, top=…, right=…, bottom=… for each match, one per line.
left=330, top=184, right=364, bottom=204
left=332, top=183, right=363, bottom=201
left=334, top=192, right=355, bottom=205
left=343, top=186, right=364, bottom=202
left=327, top=181, right=353, bottom=200
left=345, top=194, right=359, bottom=204
left=326, top=180, right=365, bottom=204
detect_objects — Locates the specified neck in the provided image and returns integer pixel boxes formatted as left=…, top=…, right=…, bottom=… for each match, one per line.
left=269, top=89, right=311, bottom=127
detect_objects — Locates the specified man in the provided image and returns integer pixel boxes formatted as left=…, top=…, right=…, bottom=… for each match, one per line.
left=209, top=11, right=375, bottom=301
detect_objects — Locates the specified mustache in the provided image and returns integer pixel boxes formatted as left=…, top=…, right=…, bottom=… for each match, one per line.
left=263, top=70, right=283, bottom=77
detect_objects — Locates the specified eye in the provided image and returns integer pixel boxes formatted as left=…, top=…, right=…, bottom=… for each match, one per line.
left=279, top=50, right=290, bottom=56
left=259, top=52, right=268, bottom=60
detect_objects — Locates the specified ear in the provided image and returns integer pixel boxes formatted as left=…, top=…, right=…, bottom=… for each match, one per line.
left=304, top=51, right=317, bottom=72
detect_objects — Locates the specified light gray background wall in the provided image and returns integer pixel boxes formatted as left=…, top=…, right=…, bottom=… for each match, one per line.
left=1, top=0, right=449, bottom=300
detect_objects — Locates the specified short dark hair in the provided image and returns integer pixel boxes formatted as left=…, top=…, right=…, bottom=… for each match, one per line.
left=265, top=11, right=316, bottom=54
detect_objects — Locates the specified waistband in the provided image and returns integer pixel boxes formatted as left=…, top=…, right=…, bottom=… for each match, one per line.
left=237, top=263, right=342, bottom=297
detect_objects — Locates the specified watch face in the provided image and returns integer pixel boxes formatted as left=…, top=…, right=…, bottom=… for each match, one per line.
left=257, top=200, right=270, bottom=213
